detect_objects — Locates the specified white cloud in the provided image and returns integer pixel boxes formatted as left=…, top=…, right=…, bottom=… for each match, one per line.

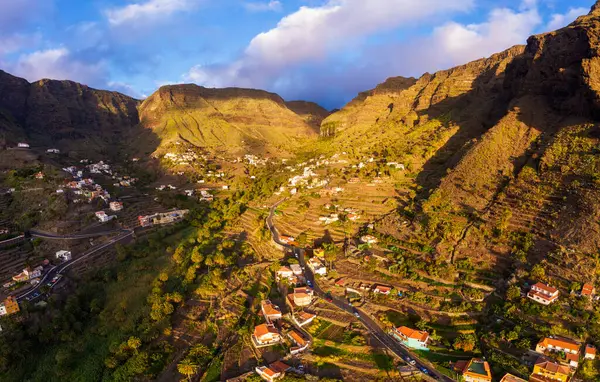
left=186, top=0, right=474, bottom=87
left=244, top=0, right=282, bottom=12
left=427, top=4, right=541, bottom=67
left=545, top=7, right=587, bottom=32
left=10, top=48, right=106, bottom=85
left=106, top=0, right=198, bottom=26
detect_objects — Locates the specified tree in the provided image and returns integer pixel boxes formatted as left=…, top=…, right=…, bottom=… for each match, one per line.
left=531, top=264, right=545, bottom=280
left=127, top=336, right=142, bottom=353
left=506, top=285, right=521, bottom=301
left=453, top=334, right=476, bottom=352
left=177, top=359, right=198, bottom=381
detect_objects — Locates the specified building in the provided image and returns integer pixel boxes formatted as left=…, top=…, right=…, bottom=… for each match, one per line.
left=0, top=297, right=20, bottom=316
left=276, top=266, right=294, bottom=280
left=95, top=211, right=111, bottom=222
left=56, top=250, right=72, bottom=261
left=288, top=329, right=310, bottom=354
left=47, top=148, right=60, bottom=154
left=499, top=373, right=527, bottom=382
left=17, top=142, right=29, bottom=148
left=290, top=264, right=302, bottom=275
left=391, top=326, right=430, bottom=350
left=585, top=345, right=596, bottom=360
left=527, top=282, right=559, bottom=305
left=374, top=285, right=392, bottom=295
left=279, top=235, right=295, bottom=245
left=308, top=257, right=327, bottom=276
left=454, top=359, right=492, bottom=382
left=109, top=201, right=123, bottom=211
left=530, top=359, right=571, bottom=382
left=255, top=361, right=290, bottom=382
left=35, top=172, right=44, bottom=180
left=360, top=235, right=378, bottom=244
left=12, top=267, right=42, bottom=282
left=252, top=324, right=282, bottom=348
left=536, top=337, right=580, bottom=355
left=580, top=283, right=595, bottom=297
left=566, top=353, right=579, bottom=368
left=289, top=287, right=314, bottom=307
left=261, top=300, right=282, bottom=323
left=293, top=311, right=316, bottom=327
left=313, top=248, right=325, bottom=258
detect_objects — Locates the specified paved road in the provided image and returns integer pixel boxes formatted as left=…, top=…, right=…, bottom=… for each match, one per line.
left=266, top=202, right=454, bottom=382
left=17, top=230, right=134, bottom=302
left=29, top=228, right=130, bottom=240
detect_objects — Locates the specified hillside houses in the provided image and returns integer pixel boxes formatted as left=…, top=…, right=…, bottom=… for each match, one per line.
left=12, top=266, right=42, bottom=283
left=56, top=250, right=72, bottom=261
left=255, top=361, right=290, bottom=382
left=528, top=282, right=559, bottom=305
left=392, top=326, right=429, bottom=350
left=287, top=287, right=314, bottom=308
left=0, top=297, right=20, bottom=316
left=252, top=324, right=282, bottom=348
left=261, top=300, right=282, bottom=323
left=307, top=257, right=326, bottom=276
left=530, top=358, right=571, bottom=382
left=454, top=359, right=492, bottom=382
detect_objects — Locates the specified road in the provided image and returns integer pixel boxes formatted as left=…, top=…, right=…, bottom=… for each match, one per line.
left=29, top=228, right=130, bottom=240
left=16, top=230, right=134, bottom=302
left=266, top=202, right=454, bottom=382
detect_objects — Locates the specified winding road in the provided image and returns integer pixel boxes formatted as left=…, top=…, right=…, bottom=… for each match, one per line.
left=16, top=229, right=134, bottom=302
left=266, top=200, right=454, bottom=382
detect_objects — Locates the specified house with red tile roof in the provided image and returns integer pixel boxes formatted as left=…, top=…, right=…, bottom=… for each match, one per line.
left=585, top=345, right=596, bottom=360
left=454, top=359, right=492, bottom=382
left=499, top=373, right=527, bottom=382
left=288, top=329, right=310, bottom=355
left=530, top=358, right=571, bottom=382
left=293, top=311, right=316, bottom=327
left=391, top=326, right=429, bottom=350
left=252, top=324, right=282, bottom=348
left=374, top=285, right=392, bottom=295
left=261, top=300, right=282, bottom=323
left=580, top=283, right=595, bottom=297
left=528, top=282, right=559, bottom=305
left=536, top=337, right=580, bottom=355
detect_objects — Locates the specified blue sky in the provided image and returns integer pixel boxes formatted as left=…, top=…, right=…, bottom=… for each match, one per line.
left=0, top=0, right=594, bottom=109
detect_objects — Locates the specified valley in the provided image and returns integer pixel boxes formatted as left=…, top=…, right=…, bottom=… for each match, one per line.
left=2, top=3, right=600, bottom=382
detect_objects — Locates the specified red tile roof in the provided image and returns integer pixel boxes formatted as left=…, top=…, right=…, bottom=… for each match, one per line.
left=581, top=283, right=595, bottom=296
left=532, top=282, right=558, bottom=295
left=269, top=361, right=290, bottom=373
left=535, top=359, right=570, bottom=375
left=254, top=324, right=279, bottom=338
left=537, top=337, right=580, bottom=353
left=397, top=326, right=429, bottom=342
left=586, top=345, right=597, bottom=355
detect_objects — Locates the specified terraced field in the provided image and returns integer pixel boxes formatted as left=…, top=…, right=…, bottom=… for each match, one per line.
left=273, top=181, right=398, bottom=244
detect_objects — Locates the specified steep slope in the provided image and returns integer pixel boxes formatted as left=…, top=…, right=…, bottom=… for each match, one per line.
left=284, top=100, right=331, bottom=132
left=0, top=70, right=30, bottom=144
left=322, top=3, right=600, bottom=267
left=139, top=84, right=318, bottom=156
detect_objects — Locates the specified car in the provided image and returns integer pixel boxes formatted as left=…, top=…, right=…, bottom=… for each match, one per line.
left=420, top=368, right=429, bottom=374
left=354, top=312, right=360, bottom=318
left=325, top=292, right=333, bottom=302
left=410, top=360, right=416, bottom=366
left=306, top=280, right=313, bottom=287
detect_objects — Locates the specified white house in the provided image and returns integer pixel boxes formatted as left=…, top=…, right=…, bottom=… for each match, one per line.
left=290, top=264, right=303, bottom=276
left=17, top=143, right=29, bottom=148
left=95, top=211, right=112, bottom=223
left=56, top=250, right=72, bottom=261
left=46, top=148, right=60, bottom=154
left=527, top=282, right=559, bottom=305
left=109, top=201, right=123, bottom=211
left=308, top=257, right=327, bottom=276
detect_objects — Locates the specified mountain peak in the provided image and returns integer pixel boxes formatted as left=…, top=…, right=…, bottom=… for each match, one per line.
left=592, top=1, right=600, bottom=15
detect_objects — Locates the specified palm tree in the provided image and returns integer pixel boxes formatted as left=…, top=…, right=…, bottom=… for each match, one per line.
left=177, top=359, right=198, bottom=382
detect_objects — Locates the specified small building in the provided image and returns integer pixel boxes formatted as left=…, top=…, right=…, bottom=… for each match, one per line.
left=585, top=345, right=596, bottom=360
left=109, top=201, right=123, bottom=211
left=527, top=282, right=559, bottom=305
left=255, top=361, right=290, bottom=382
left=293, top=311, right=316, bottom=327
left=289, top=287, right=313, bottom=307
left=252, top=324, right=282, bottom=348
left=35, top=172, right=44, bottom=180
left=313, top=248, right=325, bottom=258
left=499, top=374, right=527, bottom=382
left=454, top=359, right=492, bottom=382
left=391, top=326, right=429, bottom=350
left=308, top=257, right=327, bottom=276
left=261, top=300, right=282, bottom=323
left=581, top=283, right=595, bottom=298
left=276, top=266, right=294, bottom=280
left=17, top=143, right=29, bottom=148
left=360, top=235, right=378, bottom=244
left=95, top=211, right=111, bottom=223
left=536, top=337, right=580, bottom=355
left=530, top=359, right=570, bottom=382
left=46, top=148, right=60, bottom=154
left=374, top=285, right=392, bottom=295
left=288, top=329, right=310, bottom=355
left=290, top=264, right=303, bottom=276
left=56, top=250, right=72, bottom=261
left=0, top=297, right=20, bottom=316
left=566, top=353, right=579, bottom=368
left=279, top=235, right=295, bottom=245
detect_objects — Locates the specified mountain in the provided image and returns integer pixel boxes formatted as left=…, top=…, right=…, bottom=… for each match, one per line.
left=284, top=100, right=331, bottom=132
left=0, top=72, right=322, bottom=157
left=321, top=3, right=600, bottom=271
left=139, top=84, right=318, bottom=156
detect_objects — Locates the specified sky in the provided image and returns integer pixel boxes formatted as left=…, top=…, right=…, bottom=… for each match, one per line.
left=0, top=0, right=595, bottom=109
